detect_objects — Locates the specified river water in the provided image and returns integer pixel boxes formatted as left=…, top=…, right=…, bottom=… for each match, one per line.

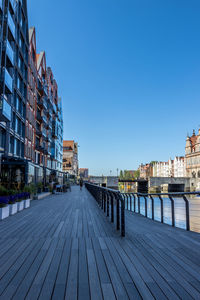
left=124, top=195, right=200, bottom=233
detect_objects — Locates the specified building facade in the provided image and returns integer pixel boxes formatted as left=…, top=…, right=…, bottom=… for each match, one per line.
left=0, top=0, right=28, bottom=188
left=79, top=168, right=89, bottom=179
left=139, top=164, right=153, bottom=179
left=152, top=157, right=185, bottom=178
left=63, top=140, right=78, bottom=176
left=185, top=130, right=200, bottom=178
left=0, top=4, right=64, bottom=189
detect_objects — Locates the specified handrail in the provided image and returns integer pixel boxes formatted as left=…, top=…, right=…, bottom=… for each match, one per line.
left=122, top=191, right=200, bottom=231
left=85, top=183, right=125, bottom=236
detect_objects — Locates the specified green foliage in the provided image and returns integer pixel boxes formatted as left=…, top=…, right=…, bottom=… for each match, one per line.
left=134, top=170, right=140, bottom=178
left=119, top=170, right=140, bottom=180
left=23, top=184, right=37, bottom=194
left=37, top=182, right=43, bottom=189
left=0, top=185, right=9, bottom=196
left=150, top=161, right=158, bottom=165
left=8, top=189, right=17, bottom=196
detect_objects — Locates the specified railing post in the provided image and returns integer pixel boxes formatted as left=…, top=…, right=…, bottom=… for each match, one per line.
left=101, top=190, right=103, bottom=209
left=129, top=194, right=132, bottom=211
left=133, top=194, right=136, bottom=212
left=104, top=192, right=106, bottom=213
left=138, top=195, right=140, bottom=214
left=150, top=195, right=154, bottom=220
left=116, top=194, right=120, bottom=230
left=110, top=192, right=114, bottom=223
left=183, top=195, right=190, bottom=231
left=119, top=193, right=125, bottom=237
left=144, top=196, right=148, bottom=217
left=169, top=196, right=175, bottom=227
left=106, top=192, right=109, bottom=217
left=158, top=196, right=164, bottom=223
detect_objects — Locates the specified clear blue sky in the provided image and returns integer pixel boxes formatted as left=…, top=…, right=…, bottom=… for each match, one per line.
left=28, top=0, right=200, bottom=176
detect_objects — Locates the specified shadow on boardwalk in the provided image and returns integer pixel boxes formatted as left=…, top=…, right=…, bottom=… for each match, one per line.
left=0, top=186, right=200, bottom=299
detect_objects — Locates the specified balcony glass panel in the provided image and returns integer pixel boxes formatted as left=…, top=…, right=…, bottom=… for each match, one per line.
left=4, top=68, right=13, bottom=92
left=6, top=40, right=14, bottom=64
left=8, top=11, right=15, bottom=38
left=0, top=97, right=12, bottom=122
left=10, top=0, right=16, bottom=11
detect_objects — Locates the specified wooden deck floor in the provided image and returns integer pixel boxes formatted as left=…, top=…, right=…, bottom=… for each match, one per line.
left=0, top=186, right=200, bottom=299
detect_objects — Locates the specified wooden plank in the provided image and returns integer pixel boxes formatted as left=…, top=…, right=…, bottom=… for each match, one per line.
left=0, top=239, right=45, bottom=299
left=52, top=238, right=72, bottom=300
left=13, top=239, right=52, bottom=300
left=25, top=238, right=58, bottom=299
left=65, top=238, right=79, bottom=299
left=78, top=238, right=90, bottom=300
left=86, top=238, right=103, bottom=300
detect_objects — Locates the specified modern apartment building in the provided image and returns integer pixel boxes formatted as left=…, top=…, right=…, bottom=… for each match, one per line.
left=0, top=0, right=28, bottom=188
left=63, top=140, right=79, bottom=176
left=0, top=4, right=64, bottom=188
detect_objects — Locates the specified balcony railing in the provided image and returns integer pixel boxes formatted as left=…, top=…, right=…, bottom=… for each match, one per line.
left=10, top=0, right=16, bottom=12
left=5, top=40, right=14, bottom=65
left=4, top=68, right=13, bottom=93
left=0, top=96, right=12, bottom=122
left=8, top=11, right=15, bottom=38
left=42, top=115, right=47, bottom=124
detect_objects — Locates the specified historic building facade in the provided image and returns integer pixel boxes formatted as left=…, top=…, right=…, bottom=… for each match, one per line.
left=185, top=130, right=200, bottom=178
left=63, top=140, right=79, bottom=176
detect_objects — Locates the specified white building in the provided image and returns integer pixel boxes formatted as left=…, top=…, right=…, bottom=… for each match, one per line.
left=152, top=157, right=186, bottom=177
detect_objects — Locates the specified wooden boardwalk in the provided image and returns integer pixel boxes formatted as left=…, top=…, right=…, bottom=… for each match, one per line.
left=0, top=186, right=200, bottom=299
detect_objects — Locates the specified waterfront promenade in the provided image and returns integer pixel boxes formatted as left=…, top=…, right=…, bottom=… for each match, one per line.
left=0, top=187, right=200, bottom=299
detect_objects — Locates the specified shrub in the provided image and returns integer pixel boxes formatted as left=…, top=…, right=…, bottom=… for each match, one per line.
left=0, top=186, right=9, bottom=196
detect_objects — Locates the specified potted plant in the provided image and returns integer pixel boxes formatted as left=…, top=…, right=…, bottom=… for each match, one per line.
left=0, top=197, right=9, bottom=220
left=0, top=186, right=10, bottom=220
left=16, top=192, right=25, bottom=212
left=8, top=190, right=18, bottom=215
left=23, top=186, right=34, bottom=208
left=37, top=182, right=43, bottom=194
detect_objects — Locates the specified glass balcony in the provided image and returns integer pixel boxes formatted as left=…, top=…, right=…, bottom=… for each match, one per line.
left=0, top=96, right=12, bottom=122
left=4, top=68, right=13, bottom=92
left=52, top=103, right=56, bottom=113
left=42, top=115, right=47, bottom=124
left=6, top=40, right=14, bottom=65
left=10, top=0, right=16, bottom=11
left=8, top=11, right=15, bottom=38
left=42, top=130, right=47, bottom=138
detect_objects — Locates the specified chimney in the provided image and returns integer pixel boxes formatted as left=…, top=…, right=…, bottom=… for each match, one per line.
left=193, top=129, right=195, bottom=136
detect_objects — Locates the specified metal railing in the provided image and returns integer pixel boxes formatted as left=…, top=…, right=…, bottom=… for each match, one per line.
left=121, top=191, right=200, bottom=231
left=85, top=183, right=125, bottom=236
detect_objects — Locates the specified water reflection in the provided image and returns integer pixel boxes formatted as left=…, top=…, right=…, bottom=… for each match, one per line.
left=125, top=195, right=200, bottom=233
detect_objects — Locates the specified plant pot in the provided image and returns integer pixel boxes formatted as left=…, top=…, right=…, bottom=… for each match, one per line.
left=17, top=200, right=24, bottom=211
left=9, top=203, right=18, bottom=215
left=24, top=199, right=30, bottom=208
left=0, top=206, right=9, bottom=220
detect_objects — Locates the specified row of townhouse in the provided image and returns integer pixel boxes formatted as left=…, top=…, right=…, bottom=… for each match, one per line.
left=139, top=157, right=186, bottom=179
left=0, top=0, right=63, bottom=189
left=152, top=157, right=186, bottom=177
